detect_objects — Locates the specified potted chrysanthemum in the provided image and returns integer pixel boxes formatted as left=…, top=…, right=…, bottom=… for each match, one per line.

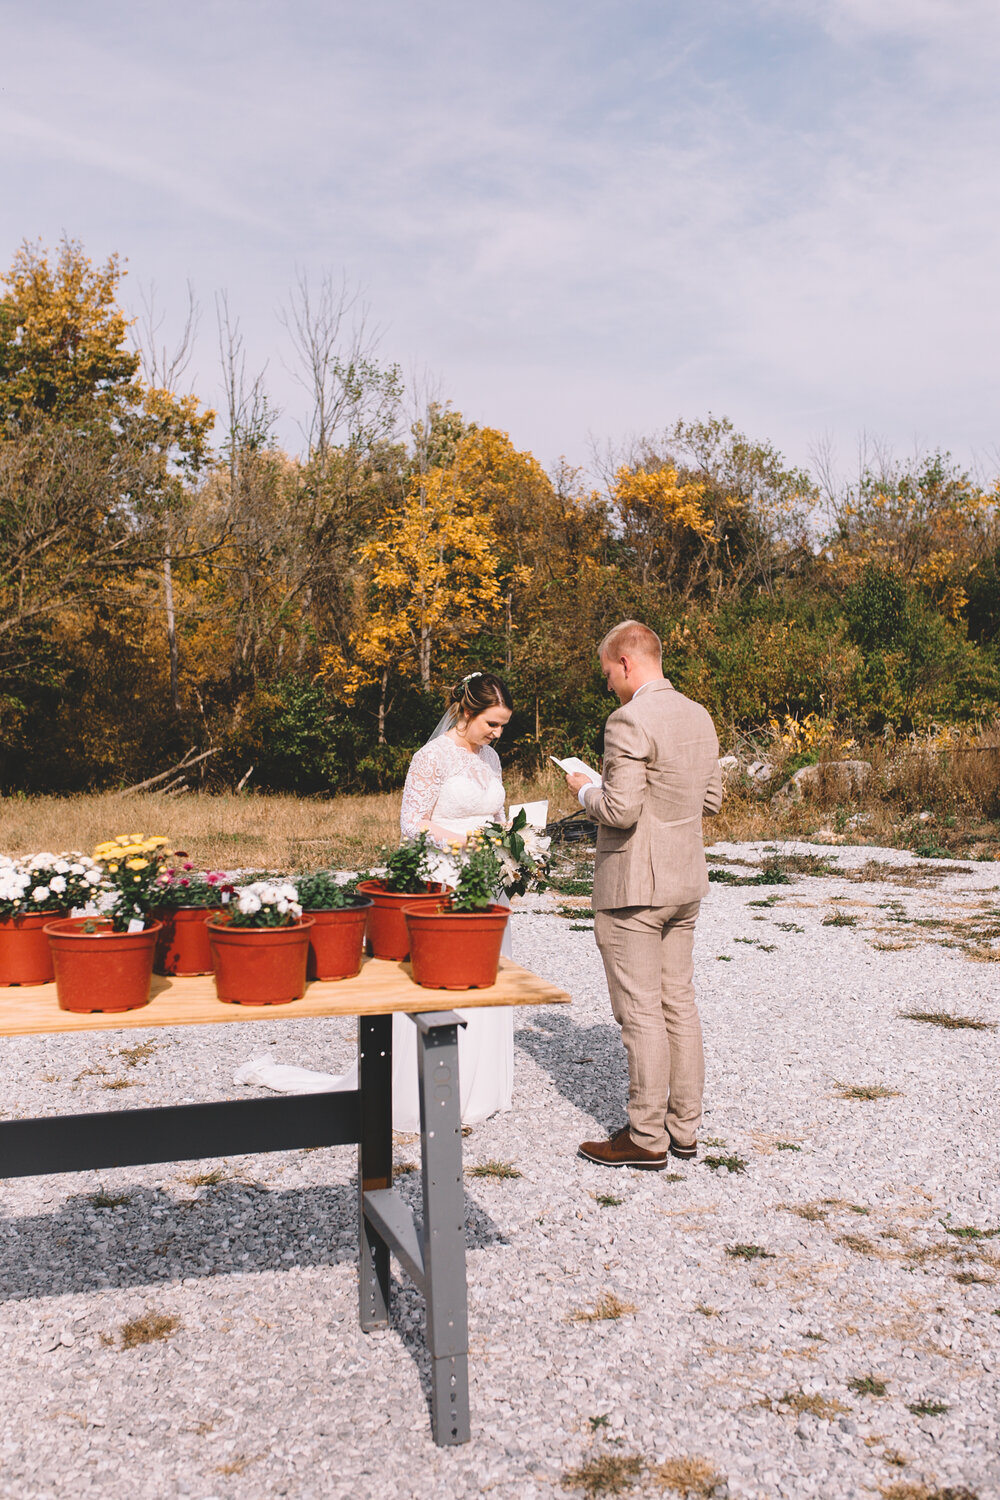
left=402, top=810, right=550, bottom=989
left=295, top=871, right=372, bottom=981
left=356, top=833, right=452, bottom=961
left=402, top=838, right=510, bottom=989
left=45, top=836, right=170, bottom=1012
left=151, top=862, right=235, bottom=976
left=207, top=881, right=312, bottom=1005
left=0, top=853, right=104, bottom=986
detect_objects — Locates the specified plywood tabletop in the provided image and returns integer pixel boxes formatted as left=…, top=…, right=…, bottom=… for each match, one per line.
left=0, top=958, right=570, bottom=1038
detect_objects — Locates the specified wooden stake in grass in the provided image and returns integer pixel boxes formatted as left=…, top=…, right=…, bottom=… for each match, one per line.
left=569, top=1292, right=638, bottom=1323
left=561, top=1452, right=644, bottom=1496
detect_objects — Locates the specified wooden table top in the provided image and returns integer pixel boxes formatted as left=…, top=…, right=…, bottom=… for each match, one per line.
left=0, top=958, right=571, bottom=1038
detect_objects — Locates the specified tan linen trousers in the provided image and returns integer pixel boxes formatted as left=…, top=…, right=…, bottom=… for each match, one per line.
left=593, top=899, right=704, bottom=1155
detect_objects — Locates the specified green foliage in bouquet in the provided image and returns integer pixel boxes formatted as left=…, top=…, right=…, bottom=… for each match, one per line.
left=479, top=808, right=551, bottom=898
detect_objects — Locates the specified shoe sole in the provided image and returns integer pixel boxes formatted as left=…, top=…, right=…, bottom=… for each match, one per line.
left=669, top=1145, right=696, bottom=1160
left=578, top=1146, right=668, bottom=1171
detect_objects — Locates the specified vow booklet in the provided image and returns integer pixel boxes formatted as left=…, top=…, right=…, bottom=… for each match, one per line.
left=509, top=800, right=548, bottom=828
left=549, top=754, right=601, bottom=784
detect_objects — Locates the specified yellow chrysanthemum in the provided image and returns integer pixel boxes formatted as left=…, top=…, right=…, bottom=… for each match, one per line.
left=125, top=858, right=150, bottom=871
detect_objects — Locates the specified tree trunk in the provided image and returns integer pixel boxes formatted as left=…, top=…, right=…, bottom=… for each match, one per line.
left=163, top=543, right=180, bottom=713
left=378, top=667, right=388, bottom=745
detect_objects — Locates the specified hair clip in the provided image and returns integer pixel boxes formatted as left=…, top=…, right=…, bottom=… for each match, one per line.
left=461, top=671, right=483, bottom=684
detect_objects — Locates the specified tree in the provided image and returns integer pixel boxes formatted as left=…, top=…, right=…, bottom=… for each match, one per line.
left=0, top=237, right=140, bottom=428
left=347, top=464, right=501, bottom=739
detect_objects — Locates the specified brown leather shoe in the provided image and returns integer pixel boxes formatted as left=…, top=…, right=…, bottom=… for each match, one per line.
left=668, top=1134, right=697, bottom=1161
left=579, top=1126, right=668, bottom=1171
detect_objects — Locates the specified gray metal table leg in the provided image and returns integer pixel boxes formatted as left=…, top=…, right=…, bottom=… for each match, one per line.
left=358, top=1012, right=392, bottom=1330
left=415, top=1011, right=470, bottom=1446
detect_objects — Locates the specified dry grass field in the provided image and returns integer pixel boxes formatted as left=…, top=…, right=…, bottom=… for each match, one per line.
left=0, top=745, right=997, bottom=869
left=0, top=767, right=581, bottom=871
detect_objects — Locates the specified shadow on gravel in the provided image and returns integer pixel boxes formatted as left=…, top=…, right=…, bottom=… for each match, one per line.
left=0, top=1177, right=506, bottom=1303
left=515, top=1013, right=627, bottom=1131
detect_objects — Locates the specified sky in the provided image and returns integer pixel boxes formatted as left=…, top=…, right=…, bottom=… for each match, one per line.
left=2, top=0, right=999, bottom=483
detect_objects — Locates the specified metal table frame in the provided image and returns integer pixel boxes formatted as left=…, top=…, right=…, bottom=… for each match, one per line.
left=0, top=1008, right=472, bottom=1445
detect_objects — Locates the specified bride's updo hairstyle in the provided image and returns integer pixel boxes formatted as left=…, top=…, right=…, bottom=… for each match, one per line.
left=448, top=671, right=513, bottom=724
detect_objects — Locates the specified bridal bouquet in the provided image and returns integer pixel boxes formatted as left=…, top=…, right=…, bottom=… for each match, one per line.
left=477, top=808, right=551, bottom=899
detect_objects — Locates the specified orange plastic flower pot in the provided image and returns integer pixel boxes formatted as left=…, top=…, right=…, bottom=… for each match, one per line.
left=207, top=916, right=313, bottom=1005
left=402, top=903, right=509, bottom=989
left=356, top=880, right=451, bottom=961
left=0, top=911, right=65, bottom=986
left=306, top=899, right=372, bottom=980
left=152, top=906, right=223, bottom=977
left=44, top=917, right=163, bottom=1013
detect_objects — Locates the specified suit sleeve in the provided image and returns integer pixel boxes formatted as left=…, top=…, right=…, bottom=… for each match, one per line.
left=703, top=762, right=723, bottom=817
left=581, top=712, right=647, bottom=830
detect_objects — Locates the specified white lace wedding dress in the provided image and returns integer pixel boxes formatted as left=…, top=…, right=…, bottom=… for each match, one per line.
left=392, top=736, right=514, bottom=1132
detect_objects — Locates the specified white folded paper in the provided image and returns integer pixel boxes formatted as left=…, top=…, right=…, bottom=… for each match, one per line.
left=549, top=754, right=600, bottom=783
left=509, top=799, right=548, bottom=828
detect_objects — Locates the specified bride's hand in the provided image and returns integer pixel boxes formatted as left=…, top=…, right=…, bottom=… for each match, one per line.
left=425, top=820, right=467, bottom=848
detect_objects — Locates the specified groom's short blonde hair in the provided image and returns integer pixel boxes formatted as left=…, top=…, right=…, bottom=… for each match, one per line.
left=599, top=619, right=662, bottom=663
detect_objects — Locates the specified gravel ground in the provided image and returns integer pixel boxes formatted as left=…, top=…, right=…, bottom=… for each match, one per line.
left=1, top=841, right=999, bottom=1500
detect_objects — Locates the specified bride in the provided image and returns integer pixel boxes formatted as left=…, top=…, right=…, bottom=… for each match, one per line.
left=392, top=670, right=515, bottom=1132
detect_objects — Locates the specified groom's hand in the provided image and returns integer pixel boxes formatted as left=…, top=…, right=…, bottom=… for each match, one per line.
left=566, top=771, right=592, bottom=797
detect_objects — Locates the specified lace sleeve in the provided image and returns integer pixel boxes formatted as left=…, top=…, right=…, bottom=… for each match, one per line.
left=481, top=745, right=505, bottom=821
left=400, top=742, right=448, bottom=838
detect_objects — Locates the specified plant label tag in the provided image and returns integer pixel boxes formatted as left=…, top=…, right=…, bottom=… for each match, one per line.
left=127, top=918, right=145, bottom=933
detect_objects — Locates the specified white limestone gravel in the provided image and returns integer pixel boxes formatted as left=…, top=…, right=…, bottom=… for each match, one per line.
left=1, top=841, right=999, bottom=1499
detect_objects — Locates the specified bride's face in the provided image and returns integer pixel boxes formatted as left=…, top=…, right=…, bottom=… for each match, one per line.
left=459, top=703, right=512, bottom=750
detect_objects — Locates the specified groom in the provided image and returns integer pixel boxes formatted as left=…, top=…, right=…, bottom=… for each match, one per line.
left=566, top=620, right=722, bottom=1170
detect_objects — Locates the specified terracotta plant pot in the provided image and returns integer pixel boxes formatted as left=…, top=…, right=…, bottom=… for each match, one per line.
left=0, top=910, right=65, bottom=986
left=207, top=916, right=314, bottom=1005
left=356, top=880, right=452, bottom=961
left=306, top=898, right=372, bottom=980
left=402, top=902, right=509, bottom=989
left=152, top=906, right=223, bottom=976
left=44, top=917, right=163, bottom=1013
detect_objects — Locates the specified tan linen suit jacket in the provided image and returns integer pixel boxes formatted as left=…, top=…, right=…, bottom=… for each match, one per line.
left=582, top=679, right=722, bottom=912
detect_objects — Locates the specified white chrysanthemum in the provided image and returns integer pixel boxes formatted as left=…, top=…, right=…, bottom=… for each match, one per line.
left=85, top=869, right=103, bottom=886
left=69, top=863, right=85, bottom=875
left=32, top=885, right=51, bottom=903
left=49, top=876, right=67, bottom=894
left=53, top=860, right=70, bottom=875
left=237, top=892, right=262, bottom=915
